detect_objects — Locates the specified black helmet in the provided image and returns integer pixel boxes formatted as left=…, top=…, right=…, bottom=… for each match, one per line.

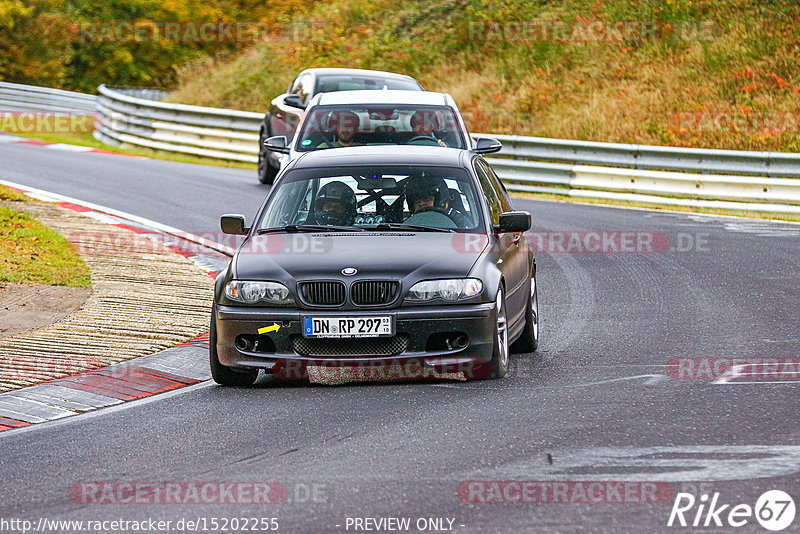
left=405, top=174, right=447, bottom=211
left=315, top=181, right=356, bottom=225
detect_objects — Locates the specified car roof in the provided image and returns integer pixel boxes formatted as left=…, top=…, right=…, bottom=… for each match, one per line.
left=313, top=90, right=451, bottom=107
left=299, top=68, right=420, bottom=82
left=288, top=145, right=471, bottom=169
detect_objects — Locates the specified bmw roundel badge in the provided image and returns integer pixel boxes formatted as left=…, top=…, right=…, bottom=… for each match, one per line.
left=342, top=267, right=357, bottom=276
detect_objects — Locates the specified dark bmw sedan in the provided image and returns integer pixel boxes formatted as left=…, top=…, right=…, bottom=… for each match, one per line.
left=211, top=146, right=539, bottom=385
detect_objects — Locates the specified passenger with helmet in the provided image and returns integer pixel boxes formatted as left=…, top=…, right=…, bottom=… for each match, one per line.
left=313, top=181, right=356, bottom=226
left=407, top=111, right=448, bottom=147
left=317, top=111, right=360, bottom=149
left=403, top=174, right=463, bottom=229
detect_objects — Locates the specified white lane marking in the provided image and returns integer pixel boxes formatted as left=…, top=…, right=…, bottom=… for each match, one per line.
left=45, top=143, right=94, bottom=152
left=0, top=134, right=26, bottom=143
left=0, top=178, right=235, bottom=256
left=714, top=364, right=746, bottom=384
left=714, top=363, right=800, bottom=385
left=563, top=374, right=666, bottom=387
left=465, top=445, right=800, bottom=482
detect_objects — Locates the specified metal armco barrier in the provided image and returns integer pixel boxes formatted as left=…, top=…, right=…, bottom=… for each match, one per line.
left=481, top=134, right=800, bottom=214
left=94, top=84, right=262, bottom=162
left=2, top=82, right=799, bottom=214
left=0, top=82, right=96, bottom=113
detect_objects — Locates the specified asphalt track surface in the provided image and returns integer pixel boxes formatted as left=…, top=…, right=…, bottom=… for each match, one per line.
left=1, top=143, right=799, bottom=533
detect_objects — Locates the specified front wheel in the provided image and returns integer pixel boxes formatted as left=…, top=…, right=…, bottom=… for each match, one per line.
left=257, top=132, right=278, bottom=185
left=210, top=305, right=258, bottom=386
left=489, top=287, right=510, bottom=379
left=510, top=276, right=539, bottom=353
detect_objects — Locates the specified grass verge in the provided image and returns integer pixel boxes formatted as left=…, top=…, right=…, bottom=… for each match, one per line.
left=0, top=199, right=91, bottom=287
left=0, top=185, right=30, bottom=202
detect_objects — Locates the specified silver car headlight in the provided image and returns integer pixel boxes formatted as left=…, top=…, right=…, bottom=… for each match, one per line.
left=225, top=280, right=292, bottom=305
left=406, top=278, right=483, bottom=302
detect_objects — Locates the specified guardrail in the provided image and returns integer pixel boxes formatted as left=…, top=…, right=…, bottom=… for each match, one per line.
left=0, top=82, right=96, bottom=113
left=2, top=82, right=799, bottom=214
left=480, top=134, right=800, bottom=214
left=94, top=84, right=261, bottom=163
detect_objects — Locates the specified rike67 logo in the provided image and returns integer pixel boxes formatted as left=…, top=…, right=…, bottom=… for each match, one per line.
left=668, top=490, right=796, bottom=531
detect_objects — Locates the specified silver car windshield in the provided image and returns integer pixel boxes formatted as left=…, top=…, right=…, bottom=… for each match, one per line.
left=259, top=166, right=483, bottom=231
left=295, top=105, right=467, bottom=152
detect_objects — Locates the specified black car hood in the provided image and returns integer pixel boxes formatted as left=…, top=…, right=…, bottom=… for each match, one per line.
left=233, top=232, right=486, bottom=282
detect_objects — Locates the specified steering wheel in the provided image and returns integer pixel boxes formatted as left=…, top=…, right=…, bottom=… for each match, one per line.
left=416, top=206, right=448, bottom=215
left=419, top=205, right=460, bottom=223
left=407, top=136, right=441, bottom=146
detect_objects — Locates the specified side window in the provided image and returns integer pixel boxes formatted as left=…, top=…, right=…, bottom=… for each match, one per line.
left=297, top=74, right=314, bottom=106
left=474, top=160, right=502, bottom=225
left=289, top=75, right=303, bottom=94
left=486, top=164, right=512, bottom=211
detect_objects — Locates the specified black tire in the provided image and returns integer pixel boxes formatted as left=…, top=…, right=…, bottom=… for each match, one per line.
left=489, top=287, right=510, bottom=379
left=210, top=305, right=258, bottom=386
left=257, top=131, right=278, bottom=185
left=510, top=276, right=539, bottom=353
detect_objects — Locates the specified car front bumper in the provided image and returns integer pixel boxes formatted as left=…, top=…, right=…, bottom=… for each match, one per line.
left=215, top=302, right=497, bottom=380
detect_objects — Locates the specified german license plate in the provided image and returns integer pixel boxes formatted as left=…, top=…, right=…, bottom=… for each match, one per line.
left=303, top=316, right=393, bottom=338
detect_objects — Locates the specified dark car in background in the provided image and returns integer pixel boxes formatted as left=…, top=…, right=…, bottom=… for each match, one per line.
left=258, top=68, right=424, bottom=184
left=212, top=146, right=539, bottom=386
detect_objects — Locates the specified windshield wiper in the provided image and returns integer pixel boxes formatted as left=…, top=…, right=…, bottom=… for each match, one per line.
left=257, top=224, right=362, bottom=234
left=369, top=223, right=455, bottom=233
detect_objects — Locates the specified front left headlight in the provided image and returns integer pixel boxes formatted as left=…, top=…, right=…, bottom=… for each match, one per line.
left=405, top=278, right=483, bottom=302
left=225, top=280, right=293, bottom=305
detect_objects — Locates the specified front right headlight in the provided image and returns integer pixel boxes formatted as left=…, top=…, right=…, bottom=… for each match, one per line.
left=405, top=278, right=483, bottom=302
left=225, top=280, right=293, bottom=305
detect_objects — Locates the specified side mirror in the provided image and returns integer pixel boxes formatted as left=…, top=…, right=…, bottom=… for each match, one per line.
left=264, top=135, right=290, bottom=154
left=283, top=94, right=306, bottom=109
left=474, top=137, right=503, bottom=154
left=220, top=214, right=249, bottom=235
left=497, top=211, right=531, bottom=233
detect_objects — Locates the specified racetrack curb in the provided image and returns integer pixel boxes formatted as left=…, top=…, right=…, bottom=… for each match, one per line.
left=0, top=185, right=230, bottom=431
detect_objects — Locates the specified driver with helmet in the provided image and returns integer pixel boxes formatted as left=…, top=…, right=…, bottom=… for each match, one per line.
left=314, top=181, right=356, bottom=226
left=403, top=174, right=464, bottom=228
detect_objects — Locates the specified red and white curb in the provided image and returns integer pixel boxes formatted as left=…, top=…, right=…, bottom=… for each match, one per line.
left=0, top=132, right=145, bottom=158
left=0, top=344, right=210, bottom=431
left=0, top=180, right=232, bottom=433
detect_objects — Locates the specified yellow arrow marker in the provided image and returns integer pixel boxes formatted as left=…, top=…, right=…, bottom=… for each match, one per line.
left=258, top=323, right=281, bottom=334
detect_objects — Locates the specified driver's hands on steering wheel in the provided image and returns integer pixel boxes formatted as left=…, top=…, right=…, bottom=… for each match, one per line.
left=407, top=135, right=448, bottom=147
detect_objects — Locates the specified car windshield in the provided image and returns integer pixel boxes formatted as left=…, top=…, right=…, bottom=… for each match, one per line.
left=294, top=105, right=467, bottom=152
left=258, top=166, right=483, bottom=232
left=315, top=75, right=421, bottom=93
